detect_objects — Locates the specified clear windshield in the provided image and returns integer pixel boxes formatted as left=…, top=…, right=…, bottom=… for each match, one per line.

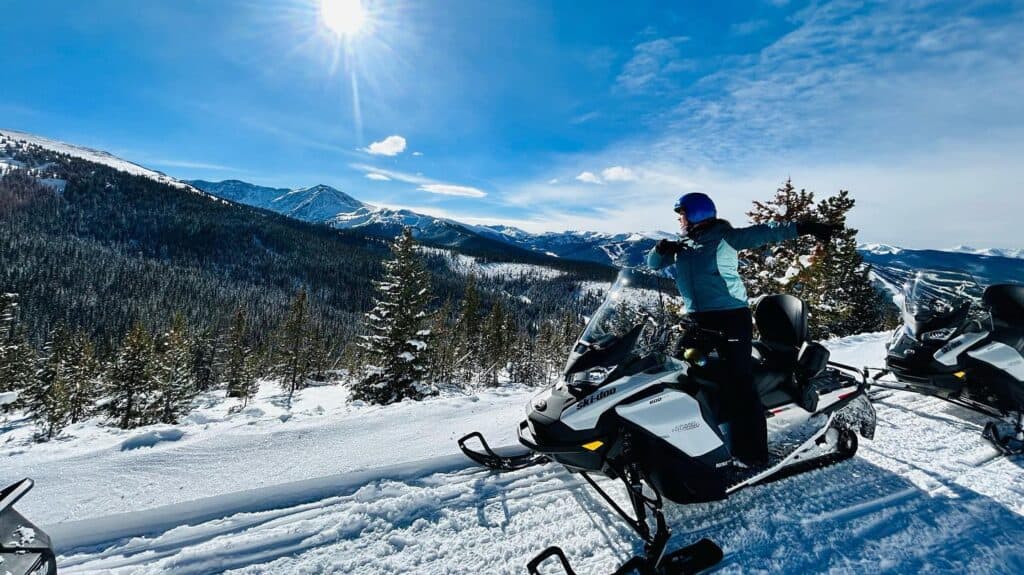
left=565, top=268, right=677, bottom=374
left=900, top=269, right=983, bottom=334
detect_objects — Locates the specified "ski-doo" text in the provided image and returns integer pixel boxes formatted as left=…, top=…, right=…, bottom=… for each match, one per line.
left=576, top=387, right=616, bottom=410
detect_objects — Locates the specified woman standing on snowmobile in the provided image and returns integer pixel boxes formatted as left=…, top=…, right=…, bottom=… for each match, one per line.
left=647, top=192, right=835, bottom=466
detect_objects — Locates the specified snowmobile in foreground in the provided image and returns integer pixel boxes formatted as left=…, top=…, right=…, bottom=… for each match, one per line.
left=0, top=479, right=57, bottom=575
left=459, top=268, right=876, bottom=575
left=877, top=269, right=1024, bottom=454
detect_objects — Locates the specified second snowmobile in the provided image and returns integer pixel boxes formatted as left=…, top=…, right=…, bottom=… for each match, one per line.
left=878, top=269, right=1024, bottom=454
left=459, top=268, right=876, bottom=575
left=1, top=478, right=57, bottom=575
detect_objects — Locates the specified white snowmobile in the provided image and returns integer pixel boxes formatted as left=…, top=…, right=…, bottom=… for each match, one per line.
left=876, top=269, right=1024, bottom=455
left=459, top=268, right=876, bottom=575
left=0, top=479, right=57, bottom=575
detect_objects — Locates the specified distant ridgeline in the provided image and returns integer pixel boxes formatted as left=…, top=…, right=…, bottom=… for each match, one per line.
left=0, top=133, right=613, bottom=357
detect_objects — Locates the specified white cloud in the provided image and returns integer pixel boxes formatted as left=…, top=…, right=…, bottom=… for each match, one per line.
left=364, top=135, right=407, bottom=156
left=412, top=151, right=424, bottom=156
left=601, top=166, right=638, bottom=182
left=364, top=172, right=391, bottom=181
left=575, top=171, right=603, bottom=184
left=418, top=184, right=487, bottom=198
left=547, top=178, right=559, bottom=185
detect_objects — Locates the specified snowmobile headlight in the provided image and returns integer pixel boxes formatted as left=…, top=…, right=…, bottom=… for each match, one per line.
left=920, top=327, right=956, bottom=342
left=571, top=367, right=609, bottom=385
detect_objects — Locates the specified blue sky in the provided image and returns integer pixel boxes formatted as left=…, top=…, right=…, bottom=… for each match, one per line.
left=2, top=0, right=1023, bottom=248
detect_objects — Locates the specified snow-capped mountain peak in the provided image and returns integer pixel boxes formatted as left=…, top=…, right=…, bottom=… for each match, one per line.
left=1, top=129, right=204, bottom=195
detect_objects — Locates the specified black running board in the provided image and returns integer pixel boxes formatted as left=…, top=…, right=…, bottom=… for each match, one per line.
left=457, top=432, right=548, bottom=471
left=528, top=538, right=723, bottom=575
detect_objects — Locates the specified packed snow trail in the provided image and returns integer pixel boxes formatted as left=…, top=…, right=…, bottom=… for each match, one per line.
left=55, top=439, right=1023, bottom=574
left=45, top=332, right=1024, bottom=574
left=2, top=386, right=532, bottom=524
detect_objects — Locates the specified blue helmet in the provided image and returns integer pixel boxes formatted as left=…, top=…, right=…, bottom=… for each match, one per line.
left=673, top=192, right=716, bottom=224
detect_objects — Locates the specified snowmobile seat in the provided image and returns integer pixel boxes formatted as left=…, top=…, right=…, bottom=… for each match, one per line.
left=984, top=284, right=1024, bottom=326
left=752, top=294, right=809, bottom=372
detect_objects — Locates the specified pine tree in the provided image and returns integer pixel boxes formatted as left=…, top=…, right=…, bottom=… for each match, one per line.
left=426, top=297, right=458, bottom=389
left=0, top=293, right=35, bottom=396
left=152, top=313, right=195, bottom=424
left=456, top=274, right=482, bottom=383
left=277, top=288, right=312, bottom=405
left=802, top=191, right=899, bottom=338
left=65, top=331, right=100, bottom=424
left=106, top=322, right=156, bottom=429
left=481, top=300, right=507, bottom=386
left=22, top=325, right=72, bottom=440
left=351, top=228, right=436, bottom=404
left=225, top=308, right=259, bottom=405
left=743, top=182, right=898, bottom=338
left=742, top=178, right=819, bottom=301
left=189, top=327, right=219, bottom=393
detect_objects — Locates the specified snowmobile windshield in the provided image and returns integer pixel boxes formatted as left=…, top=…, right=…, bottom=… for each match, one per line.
left=900, top=269, right=982, bottom=336
left=564, top=268, right=676, bottom=376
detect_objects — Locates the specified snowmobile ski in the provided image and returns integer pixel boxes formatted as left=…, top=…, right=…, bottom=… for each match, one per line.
left=528, top=537, right=723, bottom=575
left=457, top=431, right=548, bottom=471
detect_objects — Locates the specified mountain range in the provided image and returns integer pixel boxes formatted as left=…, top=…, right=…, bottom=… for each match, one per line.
left=3, top=127, right=1020, bottom=283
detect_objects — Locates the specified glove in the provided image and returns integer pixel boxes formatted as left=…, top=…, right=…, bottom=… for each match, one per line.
left=796, top=220, right=840, bottom=243
left=655, top=239, right=682, bottom=256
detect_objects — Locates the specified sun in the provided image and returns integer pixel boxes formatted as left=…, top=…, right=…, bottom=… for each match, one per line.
left=320, top=0, right=366, bottom=37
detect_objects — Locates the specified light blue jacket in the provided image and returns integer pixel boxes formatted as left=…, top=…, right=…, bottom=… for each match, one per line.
left=647, top=219, right=797, bottom=313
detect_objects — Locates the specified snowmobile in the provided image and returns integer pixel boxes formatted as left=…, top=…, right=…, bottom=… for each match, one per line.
left=0, top=479, right=57, bottom=575
left=458, top=268, right=876, bottom=575
left=876, top=269, right=1024, bottom=455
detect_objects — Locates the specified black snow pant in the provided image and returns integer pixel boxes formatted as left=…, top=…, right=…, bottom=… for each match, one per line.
left=689, top=307, right=768, bottom=463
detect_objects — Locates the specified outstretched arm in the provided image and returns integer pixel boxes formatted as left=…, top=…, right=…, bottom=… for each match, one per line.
left=647, top=240, right=678, bottom=270
left=724, top=221, right=798, bottom=250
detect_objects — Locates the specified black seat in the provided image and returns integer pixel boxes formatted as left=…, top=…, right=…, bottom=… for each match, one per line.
left=752, top=294, right=808, bottom=372
left=984, top=284, right=1024, bottom=325
left=984, top=284, right=1024, bottom=353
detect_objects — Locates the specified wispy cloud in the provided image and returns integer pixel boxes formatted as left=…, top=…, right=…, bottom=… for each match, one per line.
left=417, top=183, right=487, bottom=198
left=616, top=36, right=694, bottom=94
left=150, top=158, right=241, bottom=172
left=731, top=19, right=770, bottom=36
left=364, top=135, right=407, bottom=156
left=364, top=172, right=391, bottom=181
left=350, top=163, right=432, bottom=185
left=352, top=163, right=487, bottom=199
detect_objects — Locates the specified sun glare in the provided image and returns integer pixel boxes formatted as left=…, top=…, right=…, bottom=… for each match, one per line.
left=320, top=0, right=366, bottom=37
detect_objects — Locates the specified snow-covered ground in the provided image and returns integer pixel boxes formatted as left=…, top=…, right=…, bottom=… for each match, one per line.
left=5, top=333, right=1024, bottom=574
left=418, top=246, right=566, bottom=280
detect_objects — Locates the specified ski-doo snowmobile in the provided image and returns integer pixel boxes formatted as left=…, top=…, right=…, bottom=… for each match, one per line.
left=0, top=479, right=57, bottom=575
left=879, top=269, right=1024, bottom=454
left=459, top=268, right=876, bottom=575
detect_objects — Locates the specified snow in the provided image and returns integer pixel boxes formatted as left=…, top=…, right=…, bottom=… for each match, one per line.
left=947, top=245, right=1024, bottom=260
left=5, top=333, right=1024, bottom=574
left=0, top=390, right=18, bottom=406
left=119, top=428, right=186, bottom=451
left=417, top=247, right=565, bottom=280
left=0, top=129, right=208, bottom=197
left=858, top=243, right=905, bottom=255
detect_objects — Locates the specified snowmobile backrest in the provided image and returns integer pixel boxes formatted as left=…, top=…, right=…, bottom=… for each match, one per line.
left=754, top=294, right=808, bottom=348
left=983, top=284, right=1024, bottom=325
left=795, top=341, right=830, bottom=384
